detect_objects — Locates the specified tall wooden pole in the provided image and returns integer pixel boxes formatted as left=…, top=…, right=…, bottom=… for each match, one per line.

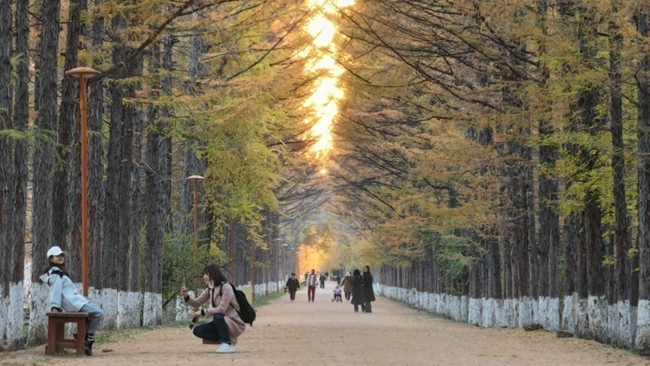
left=282, top=244, right=287, bottom=282
left=186, top=175, right=205, bottom=259
left=79, top=75, right=89, bottom=297
left=265, top=243, right=269, bottom=296
left=66, top=67, right=101, bottom=297
left=193, top=180, right=198, bottom=248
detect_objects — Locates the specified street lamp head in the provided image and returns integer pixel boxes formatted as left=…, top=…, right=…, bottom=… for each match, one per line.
left=65, top=66, right=101, bottom=78
left=187, top=175, right=206, bottom=181
left=282, top=244, right=288, bottom=247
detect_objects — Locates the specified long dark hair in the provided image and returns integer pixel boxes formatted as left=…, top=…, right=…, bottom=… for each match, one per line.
left=363, top=265, right=372, bottom=276
left=353, top=269, right=360, bottom=276
left=203, top=264, right=227, bottom=286
left=47, top=257, right=70, bottom=278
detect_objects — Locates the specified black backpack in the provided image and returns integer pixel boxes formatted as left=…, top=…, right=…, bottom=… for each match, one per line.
left=220, top=283, right=256, bottom=326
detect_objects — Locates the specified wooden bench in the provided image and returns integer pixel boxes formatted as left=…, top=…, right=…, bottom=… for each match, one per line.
left=46, top=312, right=88, bottom=356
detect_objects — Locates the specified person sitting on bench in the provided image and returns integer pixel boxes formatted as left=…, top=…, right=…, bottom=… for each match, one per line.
left=41, top=246, right=104, bottom=356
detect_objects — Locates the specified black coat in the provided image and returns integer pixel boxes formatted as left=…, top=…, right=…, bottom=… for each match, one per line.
left=285, top=278, right=300, bottom=292
left=362, top=273, right=375, bottom=302
left=350, top=274, right=364, bottom=305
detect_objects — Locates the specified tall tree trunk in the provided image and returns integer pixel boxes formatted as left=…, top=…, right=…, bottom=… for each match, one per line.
left=116, top=49, right=137, bottom=330
left=561, top=213, right=581, bottom=333
left=6, top=0, right=29, bottom=349
left=122, top=54, right=144, bottom=329
left=0, top=0, right=12, bottom=348
left=29, top=0, right=61, bottom=344
left=89, top=0, right=105, bottom=291
left=634, top=10, right=650, bottom=355
left=161, top=37, right=173, bottom=234
left=102, top=12, right=135, bottom=329
left=609, top=10, right=632, bottom=347
left=56, top=0, right=86, bottom=281
left=143, top=42, right=163, bottom=327
left=539, top=120, right=559, bottom=332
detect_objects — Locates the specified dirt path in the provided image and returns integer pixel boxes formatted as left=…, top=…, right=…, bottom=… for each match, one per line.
left=3, top=282, right=650, bottom=365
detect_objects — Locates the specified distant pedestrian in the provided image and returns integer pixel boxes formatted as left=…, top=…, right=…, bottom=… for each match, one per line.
left=341, top=272, right=352, bottom=301
left=42, top=246, right=104, bottom=356
left=362, top=265, right=376, bottom=313
left=336, top=275, right=341, bottom=286
left=307, top=269, right=318, bottom=302
left=350, top=269, right=365, bottom=313
left=319, top=273, right=326, bottom=289
left=285, top=273, right=300, bottom=302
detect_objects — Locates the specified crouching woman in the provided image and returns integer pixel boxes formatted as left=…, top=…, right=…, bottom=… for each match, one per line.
left=181, top=264, right=245, bottom=354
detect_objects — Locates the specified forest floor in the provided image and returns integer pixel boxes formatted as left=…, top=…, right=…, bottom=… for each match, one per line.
left=2, top=281, right=650, bottom=366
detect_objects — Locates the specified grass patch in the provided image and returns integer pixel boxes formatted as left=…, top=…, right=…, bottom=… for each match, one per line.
left=252, top=291, right=285, bottom=308
left=94, top=324, right=155, bottom=343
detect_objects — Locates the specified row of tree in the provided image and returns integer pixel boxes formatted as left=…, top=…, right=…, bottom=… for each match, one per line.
left=0, top=0, right=329, bottom=350
left=326, top=0, right=650, bottom=353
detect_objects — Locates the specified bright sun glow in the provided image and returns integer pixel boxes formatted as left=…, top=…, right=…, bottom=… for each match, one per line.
left=302, top=0, right=354, bottom=166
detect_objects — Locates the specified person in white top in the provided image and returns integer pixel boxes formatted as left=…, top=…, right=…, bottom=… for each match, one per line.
left=307, top=269, right=318, bottom=302
left=41, top=246, right=104, bottom=356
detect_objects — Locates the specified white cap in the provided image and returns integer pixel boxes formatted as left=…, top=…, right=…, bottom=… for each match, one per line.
left=47, top=246, right=67, bottom=258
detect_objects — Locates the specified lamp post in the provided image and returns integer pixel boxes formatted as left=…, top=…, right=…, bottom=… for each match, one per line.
left=186, top=175, right=205, bottom=252
left=276, top=241, right=281, bottom=292
left=265, top=242, right=269, bottom=296
left=65, top=66, right=101, bottom=297
left=295, top=249, right=300, bottom=280
left=282, top=244, right=288, bottom=281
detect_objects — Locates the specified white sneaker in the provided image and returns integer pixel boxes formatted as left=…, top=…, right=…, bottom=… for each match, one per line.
left=216, top=343, right=235, bottom=354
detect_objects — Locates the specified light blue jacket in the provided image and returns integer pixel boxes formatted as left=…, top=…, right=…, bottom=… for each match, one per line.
left=40, top=266, right=89, bottom=312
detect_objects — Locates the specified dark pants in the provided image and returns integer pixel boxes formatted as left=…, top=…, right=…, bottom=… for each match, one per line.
left=344, top=291, right=351, bottom=301
left=364, top=301, right=372, bottom=313
left=354, top=304, right=360, bottom=312
left=289, top=290, right=296, bottom=301
left=320, top=281, right=325, bottom=289
left=192, top=313, right=232, bottom=345
left=308, top=286, right=316, bottom=301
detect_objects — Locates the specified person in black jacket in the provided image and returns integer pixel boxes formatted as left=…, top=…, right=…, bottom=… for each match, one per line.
left=285, top=273, right=300, bottom=302
left=350, top=269, right=365, bottom=313
left=362, top=265, right=376, bottom=313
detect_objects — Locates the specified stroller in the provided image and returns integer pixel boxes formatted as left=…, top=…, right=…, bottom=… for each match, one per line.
left=332, top=285, right=343, bottom=302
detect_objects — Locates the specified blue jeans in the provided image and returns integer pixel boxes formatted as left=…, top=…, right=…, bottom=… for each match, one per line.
left=80, top=303, right=104, bottom=335
left=193, top=313, right=232, bottom=345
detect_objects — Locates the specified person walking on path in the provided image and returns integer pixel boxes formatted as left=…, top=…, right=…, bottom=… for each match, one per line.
left=285, top=273, right=300, bottom=302
left=307, top=269, right=318, bottom=302
left=182, top=264, right=245, bottom=354
left=319, top=273, right=326, bottom=289
left=350, top=269, right=365, bottom=313
left=341, top=272, right=352, bottom=302
left=362, top=265, right=376, bottom=313
left=42, top=246, right=105, bottom=356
